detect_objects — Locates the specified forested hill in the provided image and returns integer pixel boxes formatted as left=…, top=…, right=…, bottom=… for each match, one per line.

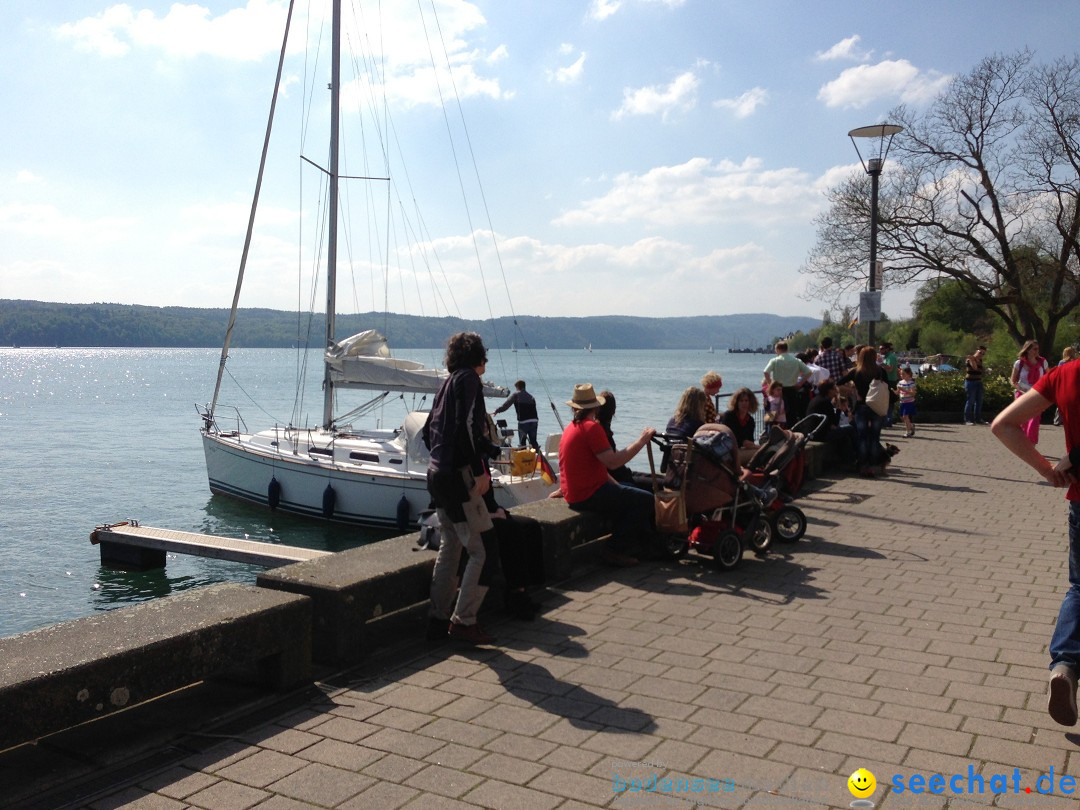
left=0, top=300, right=819, bottom=351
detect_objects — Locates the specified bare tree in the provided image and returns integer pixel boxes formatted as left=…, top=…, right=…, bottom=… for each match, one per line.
left=802, top=50, right=1080, bottom=350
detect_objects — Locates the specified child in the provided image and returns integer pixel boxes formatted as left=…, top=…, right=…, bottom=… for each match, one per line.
left=897, top=366, right=917, bottom=438
left=762, top=380, right=787, bottom=429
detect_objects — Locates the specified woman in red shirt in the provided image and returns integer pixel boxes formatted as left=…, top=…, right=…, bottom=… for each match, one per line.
left=558, top=384, right=656, bottom=566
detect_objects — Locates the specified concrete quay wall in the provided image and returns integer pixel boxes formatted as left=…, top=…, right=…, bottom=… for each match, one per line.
left=0, top=444, right=834, bottom=753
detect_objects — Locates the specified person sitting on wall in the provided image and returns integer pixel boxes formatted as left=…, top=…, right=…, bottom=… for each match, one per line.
left=721, top=387, right=760, bottom=465
left=557, top=384, right=656, bottom=567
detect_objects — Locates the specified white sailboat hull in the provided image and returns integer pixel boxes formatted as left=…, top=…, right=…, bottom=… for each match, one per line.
left=202, top=424, right=555, bottom=529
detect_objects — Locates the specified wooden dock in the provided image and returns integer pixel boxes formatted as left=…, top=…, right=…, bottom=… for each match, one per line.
left=90, top=522, right=332, bottom=570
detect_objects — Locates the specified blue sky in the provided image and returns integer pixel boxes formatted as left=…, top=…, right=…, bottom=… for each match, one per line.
left=2, top=1, right=1078, bottom=325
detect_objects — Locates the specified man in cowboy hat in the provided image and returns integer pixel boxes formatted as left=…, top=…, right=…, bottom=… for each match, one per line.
left=558, top=383, right=656, bottom=566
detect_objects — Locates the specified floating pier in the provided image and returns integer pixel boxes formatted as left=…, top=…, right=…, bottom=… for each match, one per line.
left=90, top=521, right=332, bottom=570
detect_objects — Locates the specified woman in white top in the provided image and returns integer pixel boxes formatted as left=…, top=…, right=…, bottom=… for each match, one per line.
left=1010, top=340, right=1049, bottom=445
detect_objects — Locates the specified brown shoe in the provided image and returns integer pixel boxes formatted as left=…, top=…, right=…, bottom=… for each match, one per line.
left=448, top=622, right=495, bottom=645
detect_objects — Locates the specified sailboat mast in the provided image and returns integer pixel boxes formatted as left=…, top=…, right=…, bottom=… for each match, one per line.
left=321, top=0, right=342, bottom=430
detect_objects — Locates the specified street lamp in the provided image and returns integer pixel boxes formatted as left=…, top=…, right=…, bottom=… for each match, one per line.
left=848, top=123, right=903, bottom=346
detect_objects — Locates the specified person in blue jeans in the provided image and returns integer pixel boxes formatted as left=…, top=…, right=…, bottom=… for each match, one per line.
left=993, top=359, right=1080, bottom=726
left=964, top=345, right=987, bottom=424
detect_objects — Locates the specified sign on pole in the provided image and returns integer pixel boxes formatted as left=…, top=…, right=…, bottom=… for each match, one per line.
left=859, top=291, right=882, bottom=322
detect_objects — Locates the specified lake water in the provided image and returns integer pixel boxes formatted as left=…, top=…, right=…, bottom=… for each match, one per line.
left=0, top=345, right=775, bottom=639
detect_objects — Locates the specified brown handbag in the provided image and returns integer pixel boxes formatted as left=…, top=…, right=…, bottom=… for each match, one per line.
left=647, top=441, right=688, bottom=533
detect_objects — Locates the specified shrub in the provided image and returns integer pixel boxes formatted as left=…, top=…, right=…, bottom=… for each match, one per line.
left=913, top=371, right=1012, bottom=416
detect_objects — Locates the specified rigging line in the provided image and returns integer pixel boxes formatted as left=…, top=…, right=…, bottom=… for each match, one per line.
left=416, top=2, right=500, bottom=343
left=426, top=1, right=556, bottom=416
left=224, top=364, right=287, bottom=425
left=210, top=0, right=296, bottom=418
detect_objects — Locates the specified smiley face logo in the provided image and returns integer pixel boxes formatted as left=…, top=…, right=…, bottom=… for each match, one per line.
left=848, top=768, right=876, bottom=799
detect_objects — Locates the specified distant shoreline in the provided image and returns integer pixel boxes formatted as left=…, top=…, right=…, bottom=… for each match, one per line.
left=0, top=299, right=819, bottom=351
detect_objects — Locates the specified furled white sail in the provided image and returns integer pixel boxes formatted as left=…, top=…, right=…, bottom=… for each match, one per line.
left=325, top=330, right=508, bottom=396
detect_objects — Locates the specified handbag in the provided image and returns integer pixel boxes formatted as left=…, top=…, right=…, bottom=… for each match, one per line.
left=865, top=377, right=890, bottom=417
left=647, top=442, right=688, bottom=533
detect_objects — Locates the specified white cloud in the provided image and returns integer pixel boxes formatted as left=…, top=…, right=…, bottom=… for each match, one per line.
left=590, top=0, right=621, bottom=21
left=15, top=170, right=42, bottom=184
left=0, top=202, right=134, bottom=241
left=549, top=52, right=586, bottom=85
left=714, top=87, right=768, bottom=119
left=55, top=0, right=289, bottom=61
left=815, top=35, right=870, bottom=62
left=54, top=1, right=509, bottom=108
left=818, top=59, right=951, bottom=109
left=554, top=157, right=824, bottom=228
left=612, top=71, right=698, bottom=121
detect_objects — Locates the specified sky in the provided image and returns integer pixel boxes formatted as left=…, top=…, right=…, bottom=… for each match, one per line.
left=3, top=0, right=1080, bottom=327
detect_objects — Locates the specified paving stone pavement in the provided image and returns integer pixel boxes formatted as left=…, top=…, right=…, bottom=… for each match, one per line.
left=56, top=424, right=1080, bottom=808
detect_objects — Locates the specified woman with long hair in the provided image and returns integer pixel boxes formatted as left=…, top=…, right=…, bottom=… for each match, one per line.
left=666, top=387, right=711, bottom=440
left=839, top=345, right=890, bottom=477
left=1011, top=340, right=1049, bottom=445
left=721, top=387, right=760, bottom=465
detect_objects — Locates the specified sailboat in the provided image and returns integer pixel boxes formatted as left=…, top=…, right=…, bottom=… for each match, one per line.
left=198, top=1, right=556, bottom=530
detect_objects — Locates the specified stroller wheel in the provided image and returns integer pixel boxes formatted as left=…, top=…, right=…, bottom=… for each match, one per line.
left=662, top=534, right=689, bottom=560
left=771, top=505, right=807, bottom=542
left=748, top=518, right=772, bottom=556
left=711, top=530, right=743, bottom=571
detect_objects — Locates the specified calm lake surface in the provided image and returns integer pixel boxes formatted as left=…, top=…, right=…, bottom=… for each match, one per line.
left=0, top=346, right=774, bottom=638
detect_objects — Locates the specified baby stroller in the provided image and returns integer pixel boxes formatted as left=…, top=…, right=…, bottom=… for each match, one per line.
left=648, top=424, right=778, bottom=571
left=740, top=413, right=826, bottom=543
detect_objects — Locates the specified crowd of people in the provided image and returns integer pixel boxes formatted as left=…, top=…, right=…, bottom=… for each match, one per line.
left=421, top=329, right=1078, bottom=652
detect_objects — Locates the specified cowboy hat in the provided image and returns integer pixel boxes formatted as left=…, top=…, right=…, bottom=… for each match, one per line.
left=567, top=383, right=606, bottom=410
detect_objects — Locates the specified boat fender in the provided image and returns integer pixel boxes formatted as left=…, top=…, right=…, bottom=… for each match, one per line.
left=396, top=494, right=410, bottom=532
left=322, top=483, right=336, bottom=518
left=268, top=477, right=282, bottom=511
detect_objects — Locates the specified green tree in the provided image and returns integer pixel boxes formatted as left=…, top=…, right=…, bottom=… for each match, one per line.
left=802, top=51, right=1080, bottom=352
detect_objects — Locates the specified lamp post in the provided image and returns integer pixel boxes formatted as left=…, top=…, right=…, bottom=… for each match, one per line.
left=848, top=123, right=903, bottom=346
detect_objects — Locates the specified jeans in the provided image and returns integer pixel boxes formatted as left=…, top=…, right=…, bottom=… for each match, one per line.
left=853, top=404, right=883, bottom=469
left=1050, top=501, right=1080, bottom=670
left=569, top=481, right=655, bottom=554
left=964, top=380, right=984, bottom=423
left=815, top=424, right=858, bottom=466
left=517, top=419, right=540, bottom=450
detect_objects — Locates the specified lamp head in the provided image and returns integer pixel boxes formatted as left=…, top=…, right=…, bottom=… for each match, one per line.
left=848, top=123, right=904, bottom=174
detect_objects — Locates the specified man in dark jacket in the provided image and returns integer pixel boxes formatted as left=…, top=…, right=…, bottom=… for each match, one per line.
left=494, top=379, right=540, bottom=449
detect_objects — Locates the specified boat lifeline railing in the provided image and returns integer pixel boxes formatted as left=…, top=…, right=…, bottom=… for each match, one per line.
left=198, top=403, right=248, bottom=436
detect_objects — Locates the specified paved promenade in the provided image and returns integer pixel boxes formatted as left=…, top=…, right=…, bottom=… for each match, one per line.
left=14, top=423, right=1080, bottom=809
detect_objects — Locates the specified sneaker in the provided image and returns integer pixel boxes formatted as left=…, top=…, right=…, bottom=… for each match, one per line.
left=426, top=617, right=450, bottom=642
left=1048, top=663, right=1078, bottom=726
left=964, top=421, right=975, bottom=426
left=448, top=621, right=495, bottom=645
